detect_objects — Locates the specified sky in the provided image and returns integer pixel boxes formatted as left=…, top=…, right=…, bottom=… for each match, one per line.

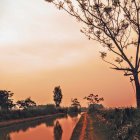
left=0, top=0, right=136, bottom=107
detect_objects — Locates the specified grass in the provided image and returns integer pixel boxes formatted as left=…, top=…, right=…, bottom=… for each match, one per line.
left=71, top=107, right=140, bottom=140
left=0, top=104, right=67, bottom=122
left=70, top=113, right=85, bottom=140
left=90, top=108, right=140, bottom=140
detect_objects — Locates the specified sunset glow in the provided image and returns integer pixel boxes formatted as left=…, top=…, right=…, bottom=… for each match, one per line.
left=0, top=0, right=136, bottom=107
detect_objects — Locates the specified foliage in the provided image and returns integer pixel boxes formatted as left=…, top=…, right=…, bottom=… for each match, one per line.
left=67, top=98, right=81, bottom=114
left=16, top=97, right=36, bottom=110
left=71, top=98, right=81, bottom=108
left=45, top=0, right=140, bottom=107
left=88, top=104, right=104, bottom=113
left=68, top=106, right=79, bottom=113
left=53, top=86, right=63, bottom=107
left=92, top=108, right=140, bottom=139
left=0, top=104, right=67, bottom=122
left=0, top=90, right=15, bottom=111
left=68, top=106, right=81, bottom=115
left=84, top=93, right=104, bottom=105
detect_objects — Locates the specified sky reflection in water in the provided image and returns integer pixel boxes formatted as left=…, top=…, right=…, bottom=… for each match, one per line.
left=0, top=114, right=80, bottom=140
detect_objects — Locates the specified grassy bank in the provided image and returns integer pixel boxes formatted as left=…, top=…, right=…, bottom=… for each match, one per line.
left=70, top=113, right=85, bottom=140
left=90, top=108, right=140, bottom=140
left=71, top=108, right=140, bottom=140
left=0, top=105, right=67, bottom=122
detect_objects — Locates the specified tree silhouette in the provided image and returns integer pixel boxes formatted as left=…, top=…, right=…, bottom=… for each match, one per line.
left=84, top=93, right=104, bottom=105
left=0, top=90, right=15, bottom=111
left=16, top=97, right=36, bottom=110
left=53, top=86, right=63, bottom=107
left=46, top=0, right=140, bottom=107
left=71, top=98, right=81, bottom=108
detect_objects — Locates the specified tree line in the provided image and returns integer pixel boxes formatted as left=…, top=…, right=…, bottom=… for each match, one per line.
left=0, top=90, right=36, bottom=111
left=0, top=86, right=104, bottom=112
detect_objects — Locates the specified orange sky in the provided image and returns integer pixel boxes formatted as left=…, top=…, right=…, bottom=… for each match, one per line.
left=0, top=0, right=136, bottom=107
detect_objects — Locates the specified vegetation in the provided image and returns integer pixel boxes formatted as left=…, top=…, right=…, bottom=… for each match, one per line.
left=71, top=98, right=81, bottom=108
left=68, top=106, right=80, bottom=114
left=16, top=97, right=36, bottom=110
left=0, top=89, right=66, bottom=122
left=0, top=90, right=15, bottom=111
left=84, top=93, right=104, bottom=113
left=89, top=108, right=140, bottom=139
left=0, top=104, right=66, bottom=122
left=84, top=93, right=104, bottom=105
left=70, top=114, right=85, bottom=140
left=68, top=98, right=81, bottom=114
left=46, top=0, right=140, bottom=108
left=71, top=108, right=140, bottom=140
left=53, top=86, right=63, bottom=107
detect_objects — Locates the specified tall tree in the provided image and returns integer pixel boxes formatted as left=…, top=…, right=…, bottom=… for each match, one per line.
left=53, top=86, right=63, bottom=107
left=0, top=90, right=15, bottom=111
left=16, top=97, right=36, bottom=110
left=46, top=0, right=140, bottom=107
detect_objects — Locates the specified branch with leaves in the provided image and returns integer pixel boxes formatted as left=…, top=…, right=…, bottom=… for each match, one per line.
left=45, top=0, right=140, bottom=107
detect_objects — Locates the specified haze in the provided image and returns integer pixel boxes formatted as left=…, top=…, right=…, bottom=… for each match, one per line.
left=0, top=0, right=136, bottom=107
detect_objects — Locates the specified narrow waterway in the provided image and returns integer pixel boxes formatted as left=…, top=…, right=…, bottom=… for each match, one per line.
left=0, top=114, right=80, bottom=140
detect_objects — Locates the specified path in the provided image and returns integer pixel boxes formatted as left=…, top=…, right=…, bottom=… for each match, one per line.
left=80, top=113, right=98, bottom=140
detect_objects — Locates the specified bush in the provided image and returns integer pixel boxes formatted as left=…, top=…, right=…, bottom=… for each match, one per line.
left=88, top=104, right=103, bottom=114
left=94, top=107, right=140, bottom=139
left=68, top=106, right=80, bottom=114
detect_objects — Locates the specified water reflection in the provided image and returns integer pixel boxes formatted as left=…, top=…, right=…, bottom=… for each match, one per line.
left=54, top=121, right=63, bottom=140
left=68, top=112, right=79, bottom=118
left=0, top=114, right=80, bottom=140
left=0, top=114, right=66, bottom=140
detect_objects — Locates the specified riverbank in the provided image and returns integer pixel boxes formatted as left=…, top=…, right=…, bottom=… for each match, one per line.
left=71, top=113, right=97, bottom=140
left=71, top=108, right=140, bottom=140
left=0, top=113, right=66, bottom=128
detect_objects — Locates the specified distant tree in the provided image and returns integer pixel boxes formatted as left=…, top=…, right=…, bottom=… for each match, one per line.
left=53, top=86, right=63, bottom=107
left=68, top=98, right=81, bottom=114
left=0, top=90, right=15, bottom=111
left=84, top=93, right=104, bottom=105
left=46, top=0, right=140, bottom=108
left=71, top=98, right=81, bottom=108
left=16, top=97, right=36, bottom=110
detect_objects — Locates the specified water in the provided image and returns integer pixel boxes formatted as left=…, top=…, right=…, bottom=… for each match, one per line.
left=0, top=114, right=80, bottom=140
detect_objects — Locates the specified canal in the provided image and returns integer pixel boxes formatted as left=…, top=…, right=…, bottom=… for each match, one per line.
left=0, top=114, right=80, bottom=140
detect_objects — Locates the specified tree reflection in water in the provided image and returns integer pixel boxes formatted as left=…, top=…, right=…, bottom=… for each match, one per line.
left=0, top=114, right=66, bottom=140
left=54, top=121, right=63, bottom=140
